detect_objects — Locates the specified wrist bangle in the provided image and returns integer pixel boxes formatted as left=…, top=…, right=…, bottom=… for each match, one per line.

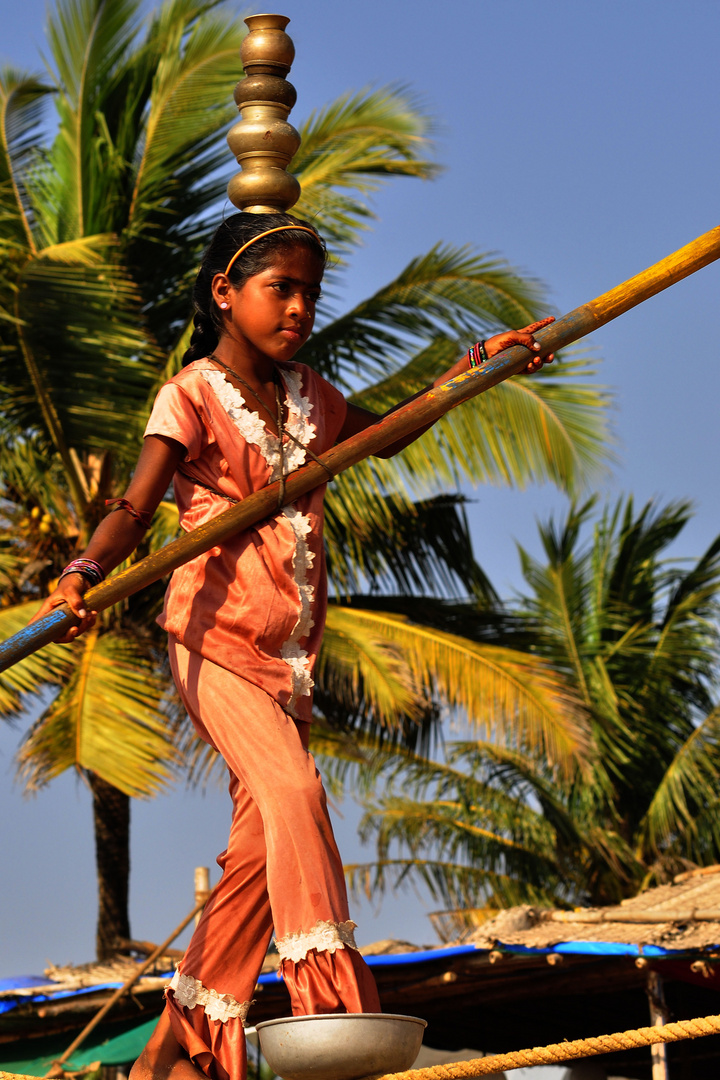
left=467, top=341, right=488, bottom=369
left=58, top=559, right=106, bottom=588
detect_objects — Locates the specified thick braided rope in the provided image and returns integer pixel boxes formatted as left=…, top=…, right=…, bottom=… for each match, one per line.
left=364, top=1013, right=720, bottom=1080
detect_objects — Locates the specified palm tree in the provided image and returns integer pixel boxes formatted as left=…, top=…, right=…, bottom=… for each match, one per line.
left=0, top=0, right=610, bottom=956
left=345, top=498, right=720, bottom=918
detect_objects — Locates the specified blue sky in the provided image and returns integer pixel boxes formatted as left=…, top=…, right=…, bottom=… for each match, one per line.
left=1, top=0, right=719, bottom=1004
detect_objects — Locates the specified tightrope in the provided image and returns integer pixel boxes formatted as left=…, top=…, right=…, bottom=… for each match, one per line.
left=364, top=1012, right=720, bottom=1079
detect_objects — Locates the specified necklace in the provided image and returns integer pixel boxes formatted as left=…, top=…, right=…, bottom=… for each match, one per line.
left=208, top=353, right=286, bottom=505
left=207, top=353, right=335, bottom=506
left=208, top=353, right=283, bottom=433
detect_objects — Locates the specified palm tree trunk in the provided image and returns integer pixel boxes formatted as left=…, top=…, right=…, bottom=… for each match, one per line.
left=88, top=771, right=131, bottom=960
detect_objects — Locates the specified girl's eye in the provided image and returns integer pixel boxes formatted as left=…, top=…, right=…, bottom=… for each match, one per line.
left=308, top=291, right=322, bottom=304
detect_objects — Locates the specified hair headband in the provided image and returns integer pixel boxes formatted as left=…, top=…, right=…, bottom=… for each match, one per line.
left=223, top=225, right=319, bottom=277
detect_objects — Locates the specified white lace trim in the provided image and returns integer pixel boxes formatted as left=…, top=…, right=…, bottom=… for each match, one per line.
left=200, top=368, right=280, bottom=475
left=168, top=969, right=251, bottom=1025
left=199, top=366, right=316, bottom=481
left=202, top=365, right=318, bottom=716
left=280, top=504, right=316, bottom=711
left=282, top=367, right=316, bottom=473
left=275, top=920, right=359, bottom=964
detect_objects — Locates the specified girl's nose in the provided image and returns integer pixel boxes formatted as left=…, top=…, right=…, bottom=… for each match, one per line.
left=288, top=291, right=309, bottom=319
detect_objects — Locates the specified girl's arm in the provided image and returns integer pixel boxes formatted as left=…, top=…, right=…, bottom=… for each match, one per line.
left=34, top=434, right=186, bottom=642
left=338, top=319, right=554, bottom=458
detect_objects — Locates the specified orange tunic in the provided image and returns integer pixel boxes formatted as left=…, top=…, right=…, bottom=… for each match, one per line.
left=145, top=357, right=346, bottom=722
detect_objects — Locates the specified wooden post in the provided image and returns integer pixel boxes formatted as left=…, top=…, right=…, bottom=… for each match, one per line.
left=648, top=970, right=670, bottom=1080
left=194, top=866, right=210, bottom=927
left=1, top=225, right=719, bottom=673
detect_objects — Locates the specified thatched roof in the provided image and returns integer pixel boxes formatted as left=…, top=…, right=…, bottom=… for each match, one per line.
left=466, top=864, right=720, bottom=952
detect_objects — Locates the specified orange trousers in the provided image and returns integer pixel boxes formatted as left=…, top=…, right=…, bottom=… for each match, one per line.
left=163, top=638, right=380, bottom=1080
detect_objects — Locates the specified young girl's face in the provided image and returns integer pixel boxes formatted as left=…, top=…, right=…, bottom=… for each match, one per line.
left=221, top=245, right=324, bottom=364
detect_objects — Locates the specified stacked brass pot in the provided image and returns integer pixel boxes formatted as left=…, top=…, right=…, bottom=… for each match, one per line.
left=227, top=14, right=302, bottom=213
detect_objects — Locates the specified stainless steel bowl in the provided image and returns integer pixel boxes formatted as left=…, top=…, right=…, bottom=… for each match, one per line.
left=256, top=1012, right=427, bottom=1080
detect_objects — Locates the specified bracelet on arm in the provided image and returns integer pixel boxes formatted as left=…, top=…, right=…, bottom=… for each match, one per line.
left=58, top=558, right=106, bottom=588
left=105, top=497, right=153, bottom=529
left=467, top=341, right=489, bottom=369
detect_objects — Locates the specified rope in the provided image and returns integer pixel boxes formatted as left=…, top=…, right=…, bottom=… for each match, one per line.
left=364, top=1013, right=720, bottom=1079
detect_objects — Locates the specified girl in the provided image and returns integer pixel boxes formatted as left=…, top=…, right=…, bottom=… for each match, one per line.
left=36, top=212, right=553, bottom=1080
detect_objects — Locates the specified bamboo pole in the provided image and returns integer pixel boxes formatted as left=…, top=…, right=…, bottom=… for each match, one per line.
left=1, top=224, right=719, bottom=674
left=43, top=898, right=206, bottom=1077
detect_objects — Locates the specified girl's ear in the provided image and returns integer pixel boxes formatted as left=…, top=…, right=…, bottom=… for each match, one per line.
left=211, top=273, right=232, bottom=312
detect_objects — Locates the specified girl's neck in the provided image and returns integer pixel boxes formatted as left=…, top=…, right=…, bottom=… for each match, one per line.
left=211, top=340, right=277, bottom=386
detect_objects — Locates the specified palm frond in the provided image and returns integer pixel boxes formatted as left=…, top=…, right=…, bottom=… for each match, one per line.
left=128, top=0, right=244, bottom=230
left=345, top=853, right=558, bottom=910
left=292, top=87, right=438, bottom=254
left=445, top=740, right=587, bottom=847
left=6, top=245, right=159, bottom=459
left=0, top=430, right=78, bottom=536
left=317, top=604, right=421, bottom=733
left=640, top=705, right=720, bottom=859
left=45, top=0, right=144, bottom=239
left=302, top=245, right=546, bottom=388
left=388, top=352, right=614, bottom=496
left=325, top=488, right=491, bottom=598
left=324, top=605, right=590, bottom=772
left=16, top=628, right=177, bottom=797
left=154, top=317, right=193, bottom=391
left=0, top=67, right=52, bottom=253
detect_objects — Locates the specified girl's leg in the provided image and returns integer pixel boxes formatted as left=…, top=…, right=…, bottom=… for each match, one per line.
left=171, top=643, right=380, bottom=1019
left=130, top=1010, right=206, bottom=1080
left=159, top=643, right=275, bottom=1080
left=165, top=771, right=273, bottom=1080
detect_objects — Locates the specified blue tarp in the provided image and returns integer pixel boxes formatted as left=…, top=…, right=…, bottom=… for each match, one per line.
left=503, top=940, right=673, bottom=957
left=0, top=938, right=702, bottom=1011
left=0, top=977, right=173, bottom=1015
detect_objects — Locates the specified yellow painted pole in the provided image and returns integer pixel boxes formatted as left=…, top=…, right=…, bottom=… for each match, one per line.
left=1, top=224, right=719, bottom=672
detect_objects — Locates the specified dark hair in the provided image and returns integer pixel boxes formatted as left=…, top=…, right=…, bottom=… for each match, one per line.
left=182, top=212, right=327, bottom=366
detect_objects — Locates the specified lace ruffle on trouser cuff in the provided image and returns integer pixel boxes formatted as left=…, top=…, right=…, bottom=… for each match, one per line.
left=167, top=969, right=253, bottom=1025
left=274, top=919, right=359, bottom=964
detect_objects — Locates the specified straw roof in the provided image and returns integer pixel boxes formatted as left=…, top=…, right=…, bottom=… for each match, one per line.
left=465, top=864, right=720, bottom=952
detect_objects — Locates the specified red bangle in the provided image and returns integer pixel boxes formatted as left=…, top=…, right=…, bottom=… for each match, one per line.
left=467, top=341, right=488, bottom=368
left=105, top=498, right=152, bottom=529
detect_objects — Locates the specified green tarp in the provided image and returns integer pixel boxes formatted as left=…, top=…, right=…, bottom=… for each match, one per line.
left=0, top=1015, right=158, bottom=1076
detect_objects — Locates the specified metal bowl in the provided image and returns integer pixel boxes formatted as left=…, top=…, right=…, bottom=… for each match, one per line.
left=256, top=1012, right=427, bottom=1080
